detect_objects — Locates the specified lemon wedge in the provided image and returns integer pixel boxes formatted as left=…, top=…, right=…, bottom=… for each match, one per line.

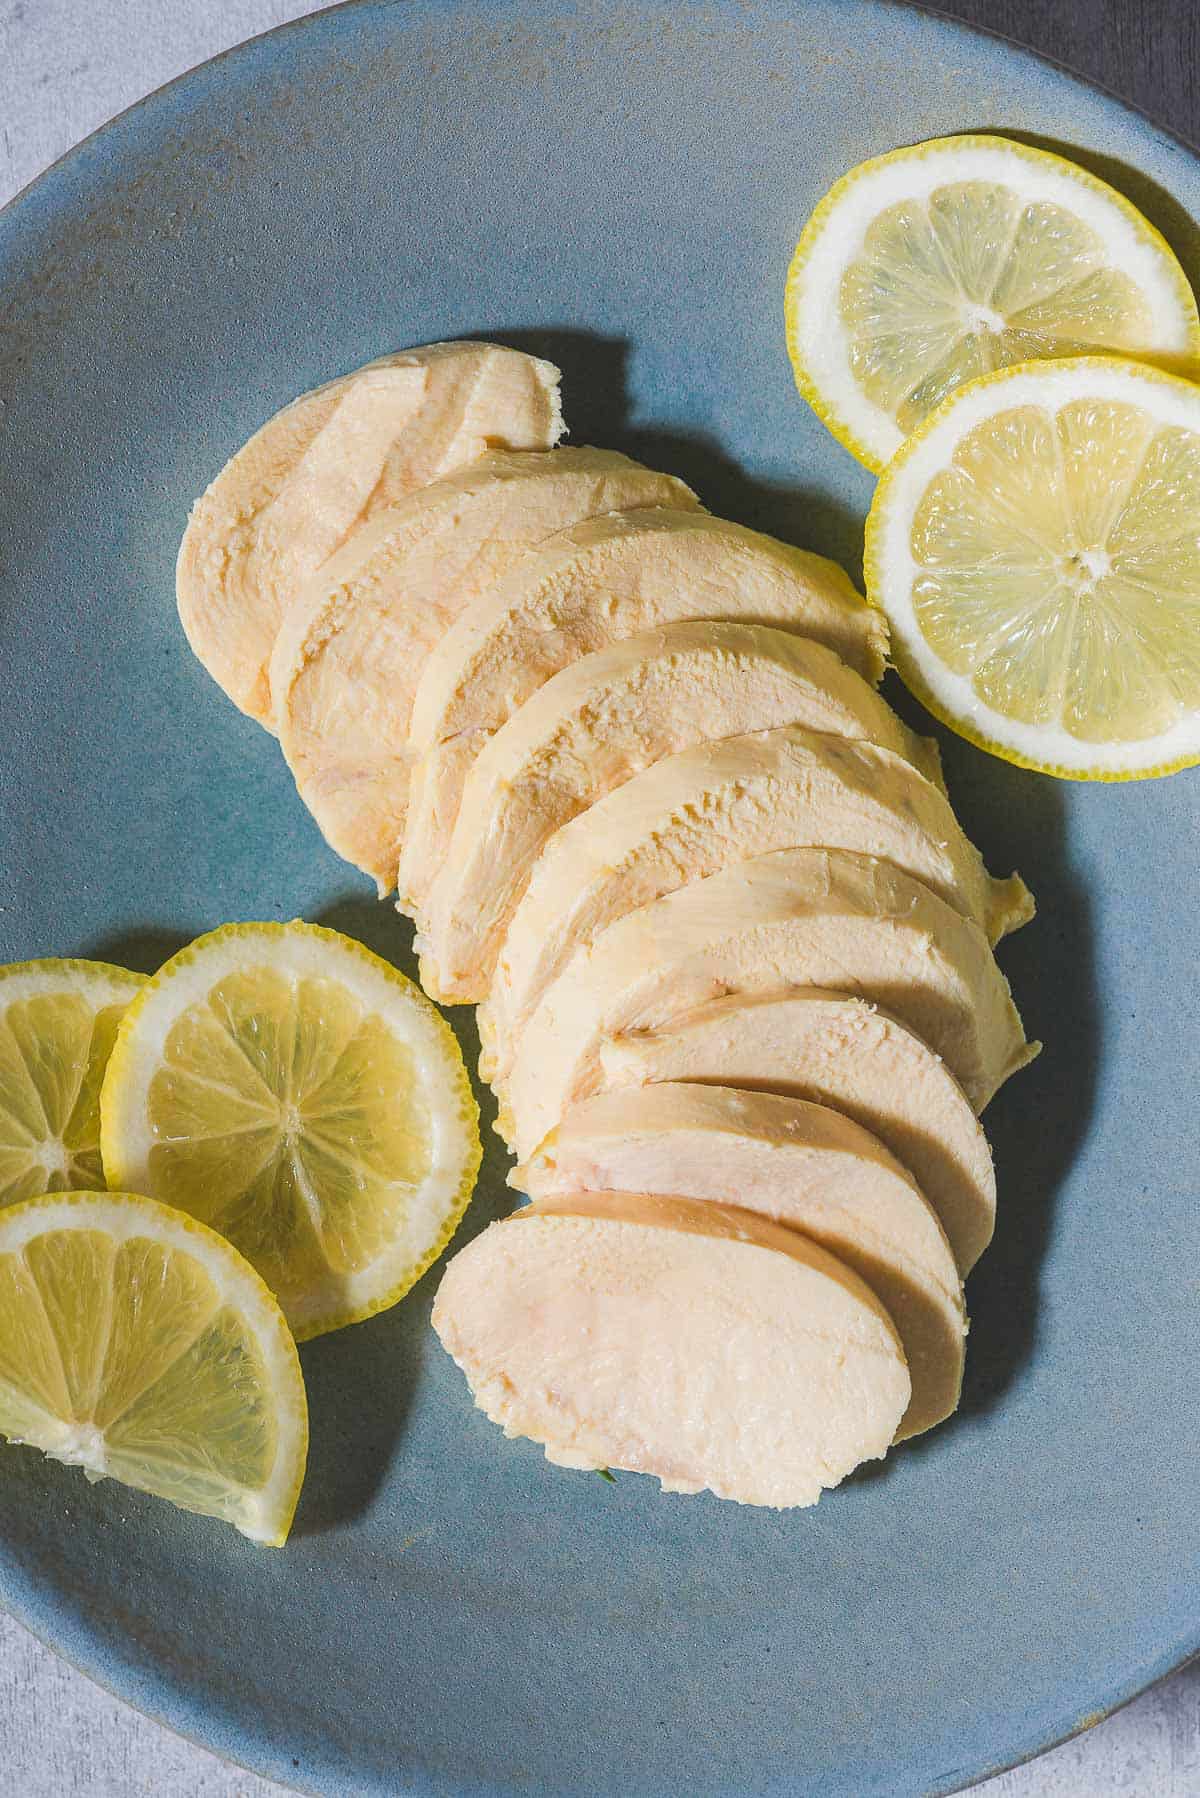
left=100, top=921, right=481, bottom=1340
left=0, top=959, right=145, bottom=1209
left=786, top=134, right=1200, bottom=470
left=865, top=356, right=1200, bottom=778
left=0, top=1190, right=307, bottom=1544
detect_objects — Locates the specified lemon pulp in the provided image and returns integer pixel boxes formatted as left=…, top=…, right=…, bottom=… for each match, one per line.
left=0, top=961, right=144, bottom=1208
left=146, top=963, right=432, bottom=1300
left=910, top=395, right=1200, bottom=743
left=842, top=181, right=1152, bottom=438
left=866, top=358, right=1200, bottom=777
left=101, top=923, right=481, bottom=1339
left=0, top=1192, right=306, bottom=1543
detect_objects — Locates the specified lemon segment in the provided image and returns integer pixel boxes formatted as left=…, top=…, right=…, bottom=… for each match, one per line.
left=786, top=135, right=1200, bottom=469
left=0, top=1190, right=307, bottom=1544
left=100, top=921, right=481, bottom=1340
left=865, top=357, right=1200, bottom=778
left=0, top=960, right=146, bottom=1210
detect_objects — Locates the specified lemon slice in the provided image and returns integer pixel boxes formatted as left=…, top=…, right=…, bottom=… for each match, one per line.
left=786, top=134, right=1200, bottom=470
left=865, top=356, right=1200, bottom=779
left=0, top=1190, right=306, bottom=1544
left=100, top=921, right=481, bottom=1340
left=0, top=959, right=145, bottom=1209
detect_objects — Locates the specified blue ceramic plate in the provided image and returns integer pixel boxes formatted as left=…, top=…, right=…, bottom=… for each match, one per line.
left=2, top=3, right=1199, bottom=1793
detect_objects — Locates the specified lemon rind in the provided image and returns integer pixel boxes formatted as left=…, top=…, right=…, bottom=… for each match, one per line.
left=0, top=957, right=146, bottom=1004
left=785, top=133, right=1200, bottom=472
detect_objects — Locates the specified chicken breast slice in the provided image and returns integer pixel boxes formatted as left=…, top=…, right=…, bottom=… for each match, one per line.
left=177, top=342, right=564, bottom=727
left=499, top=846, right=1038, bottom=1159
left=600, top=991, right=996, bottom=1274
left=398, top=507, right=885, bottom=911
left=416, top=622, right=943, bottom=1003
left=432, top=1192, right=910, bottom=1506
left=517, top=1083, right=964, bottom=1440
left=484, top=726, right=1032, bottom=1080
left=270, top=449, right=695, bottom=891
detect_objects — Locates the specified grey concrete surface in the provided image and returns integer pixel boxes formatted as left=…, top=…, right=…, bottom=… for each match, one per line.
left=0, top=2, right=1197, bottom=1793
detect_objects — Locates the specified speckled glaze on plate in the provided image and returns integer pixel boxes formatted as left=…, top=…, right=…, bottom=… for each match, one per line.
left=1, top=3, right=1199, bottom=1793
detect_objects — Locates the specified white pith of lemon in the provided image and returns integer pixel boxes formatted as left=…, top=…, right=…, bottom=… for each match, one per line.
left=100, top=921, right=481, bottom=1341
left=866, top=356, right=1200, bottom=778
left=0, top=1189, right=307, bottom=1544
left=0, top=959, right=145, bottom=1209
left=786, top=134, right=1200, bottom=470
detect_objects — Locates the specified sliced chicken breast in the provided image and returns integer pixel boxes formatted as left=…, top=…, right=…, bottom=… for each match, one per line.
left=416, top=622, right=943, bottom=1003
left=270, top=449, right=694, bottom=890
left=600, top=991, right=995, bottom=1274
left=398, top=507, right=884, bottom=910
left=432, top=1191, right=910, bottom=1506
left=485, top=726, right=1031, bottom=1078
left=518, top=1084, right=964, bottom=1439
left=498, top=847, right=1038, bottom=1159
left=177, top=342, right=563, bottom=727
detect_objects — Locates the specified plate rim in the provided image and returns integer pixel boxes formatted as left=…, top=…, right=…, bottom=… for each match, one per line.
left=5, top=0, right=1200, bottom=240
left=1, top=1, right=1198, bottom=1793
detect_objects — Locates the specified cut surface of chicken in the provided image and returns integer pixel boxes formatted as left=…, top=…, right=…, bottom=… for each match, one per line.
left=484, top=726, right=1031, bottom=1079
left=517, top=1083, right=964, bottom=1440
left=600, top=990, right=996, bottom=1274
left=416, top=622, right=943, bottom=1003
left=498, top=847, right=1038, bottom=1159
left=432, top=1192, right=910, bottom=1506
left=399, top=507, right=884, bottom=909
left=270, top=449, right=695, bottom=890
left=177, top=342, right=564, bottom=728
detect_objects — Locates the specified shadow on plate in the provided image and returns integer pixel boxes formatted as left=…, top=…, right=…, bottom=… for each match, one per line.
left=291, top=1296, right=422, bottom=1540
left=482, top=325, right=866, bottom=580
left=847, top=687, right=1100, bottom=1480
left=951, top=761, right=1098, bottom=1428
left=287, top=895, right=519, bottom=1536
left=315, top=890, right=422, bottom=984
left=82, top=923, right=196, bottom=975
